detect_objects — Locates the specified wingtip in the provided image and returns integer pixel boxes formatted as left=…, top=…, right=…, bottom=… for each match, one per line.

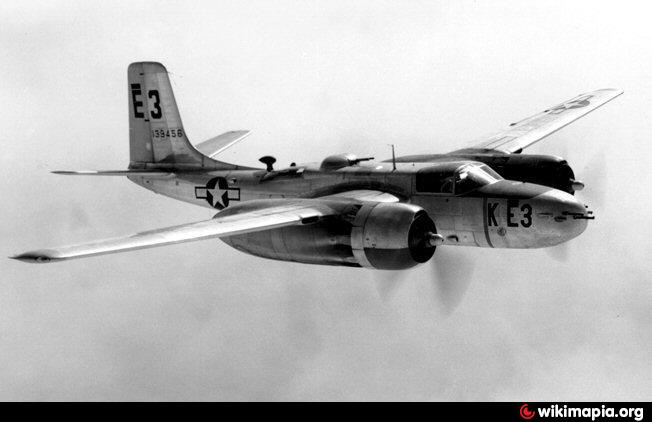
left=597, top=87, right=624, bottom=95
left=51, top=170, right=96, bottom=175
left=9, top=252, right=56, bottom=263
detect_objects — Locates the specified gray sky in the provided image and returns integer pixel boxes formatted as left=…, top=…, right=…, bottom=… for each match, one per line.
left=1, top=0, right=650, bottom=400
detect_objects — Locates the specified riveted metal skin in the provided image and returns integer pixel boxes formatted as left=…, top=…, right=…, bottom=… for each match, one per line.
left=128, top=158, right=592, bottom=257
left=351, top=203, right=436, bottom=269
left=15, top=63, right=609, bottom=265
left=221, top=201, right=437, bottom=269
left=392, top=153, right=578, bottom=194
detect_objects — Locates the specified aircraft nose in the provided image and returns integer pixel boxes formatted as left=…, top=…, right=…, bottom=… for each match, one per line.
left=534, top=189, right=593, bottom=246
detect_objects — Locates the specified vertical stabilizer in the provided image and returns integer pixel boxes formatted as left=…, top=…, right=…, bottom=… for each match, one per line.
left=128, top=62, right=204, bottom=167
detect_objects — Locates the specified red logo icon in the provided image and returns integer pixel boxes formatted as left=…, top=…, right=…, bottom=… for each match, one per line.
left=520, top=403, right=535, bottom=420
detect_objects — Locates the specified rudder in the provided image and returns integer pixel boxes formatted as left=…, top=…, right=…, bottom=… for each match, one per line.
left=128, top=62, right=204, bottom=167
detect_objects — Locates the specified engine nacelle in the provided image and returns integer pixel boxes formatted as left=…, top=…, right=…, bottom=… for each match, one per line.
left=220, top=202, right=438, bottom=269
left=455, top=153, right=578, bottom=194
left=350, top=202, right=437, bottom=269
left=393, top=151, right=581, bottom=194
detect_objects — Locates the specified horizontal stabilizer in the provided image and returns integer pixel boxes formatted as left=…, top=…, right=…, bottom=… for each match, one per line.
left=52, top=170, right=172, bottom=177
left=194, top=130, right=251, bottom=159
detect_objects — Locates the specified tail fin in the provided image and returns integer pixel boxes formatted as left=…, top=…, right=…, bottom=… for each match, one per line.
left=128, top=62, right=205, bottom=168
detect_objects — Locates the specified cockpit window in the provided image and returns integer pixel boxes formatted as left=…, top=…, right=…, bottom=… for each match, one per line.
left=416, top=164, right=501, bottom=195
left=454, top=164, right=502, bottom=195
left=415, top=169, right=454, bottom=193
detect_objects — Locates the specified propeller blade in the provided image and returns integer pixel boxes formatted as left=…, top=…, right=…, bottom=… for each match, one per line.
left=374, top=270, right=408, bottom=302
left=580, top=151, right=607, bottom=207
left=546, top=242, right=570, bottom=263
left=430, top=247, right=476, bottom=315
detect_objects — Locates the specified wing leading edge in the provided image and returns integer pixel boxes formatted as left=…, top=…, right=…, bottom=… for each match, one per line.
left=11, top=190, right=400, bottom=263
left=11, top=200, right=336, bottom=263
left=454, top=88, right=623, bottom=154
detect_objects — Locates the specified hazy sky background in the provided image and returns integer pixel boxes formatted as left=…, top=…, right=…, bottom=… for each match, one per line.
left=1, top=0, right=650, bottom=400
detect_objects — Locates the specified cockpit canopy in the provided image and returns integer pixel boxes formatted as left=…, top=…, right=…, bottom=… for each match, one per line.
left=415, top=162, right=502, bottom=195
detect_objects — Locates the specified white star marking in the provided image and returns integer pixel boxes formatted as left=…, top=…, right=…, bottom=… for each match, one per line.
left=207, top=185, right=227, bottom=207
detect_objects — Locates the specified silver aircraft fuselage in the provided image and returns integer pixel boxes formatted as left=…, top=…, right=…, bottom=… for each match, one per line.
left=129, top=159, right=589, bottom=250
left=12, top=62, right=616, bottom=267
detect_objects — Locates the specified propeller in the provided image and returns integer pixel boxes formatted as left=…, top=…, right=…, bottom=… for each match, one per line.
left=579, top=150, right=607, bottom=208
left=554, top=138, right=606, bottom=205
left=430, top=247, right=476, bottom=315
left=374, top=270, right=409, bottom=302
left=543, top=145, right=604, bottom=263
left=546, top=243, right=570, bottom=262
left=374, top=246, right=476, bottom=316
left=549, top=150, right=605, bottom=262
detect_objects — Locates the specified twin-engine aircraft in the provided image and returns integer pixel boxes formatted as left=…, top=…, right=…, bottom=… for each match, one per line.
left=13, top=62, right=622, bottom=268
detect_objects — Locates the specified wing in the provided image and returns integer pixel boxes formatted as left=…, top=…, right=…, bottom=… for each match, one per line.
left=456, top=88, right=623, bottom=154
left=51, top=170, right=172, bottom=177
left=11, top=199, right=336, bottom=263
left=11, top=190, right=397, bottom=263
left=321, top=189, right=400, bottom=203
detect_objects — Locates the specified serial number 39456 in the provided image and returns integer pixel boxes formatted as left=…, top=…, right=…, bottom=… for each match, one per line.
left=151, top=128, right=184, bottom=138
